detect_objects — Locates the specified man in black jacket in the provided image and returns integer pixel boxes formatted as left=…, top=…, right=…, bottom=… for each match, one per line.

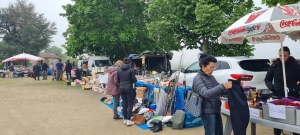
left=264, top=46, right=300, bottom=135
left=42, top=61, right=49, bottom=80
left=33, top=63, right=41, bottom=81
left=66, top=60, right=72, bottom=80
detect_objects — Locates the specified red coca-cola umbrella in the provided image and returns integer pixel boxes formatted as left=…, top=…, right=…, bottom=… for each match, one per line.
left=219, top=2, right=300, bottom=98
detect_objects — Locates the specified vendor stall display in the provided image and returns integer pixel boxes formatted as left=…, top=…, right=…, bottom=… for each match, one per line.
left=221, top=93, right=300, bottom=135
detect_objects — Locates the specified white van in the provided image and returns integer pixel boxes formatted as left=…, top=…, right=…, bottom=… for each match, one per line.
left=88, top=56, right=112, bottom=74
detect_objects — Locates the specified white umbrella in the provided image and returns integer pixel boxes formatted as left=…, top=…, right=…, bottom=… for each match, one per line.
left=219, top=2, right=300, bottom=98
left=2, top=53, right=44, bottom=63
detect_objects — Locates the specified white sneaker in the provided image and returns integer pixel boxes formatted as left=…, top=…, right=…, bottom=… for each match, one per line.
left=124, top=120, right=127, bottom=125
left=126, top=120, right=135, bottom=126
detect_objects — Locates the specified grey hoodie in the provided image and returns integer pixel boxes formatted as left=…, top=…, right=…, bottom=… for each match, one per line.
left=117, top=64, right=137, bottom=90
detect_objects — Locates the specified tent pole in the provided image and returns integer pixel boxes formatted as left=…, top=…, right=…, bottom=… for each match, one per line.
left=280, top=41, right=288, bottom=98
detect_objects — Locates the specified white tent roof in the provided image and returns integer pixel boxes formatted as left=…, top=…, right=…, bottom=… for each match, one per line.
left=2, top=53, right=44, bottom=63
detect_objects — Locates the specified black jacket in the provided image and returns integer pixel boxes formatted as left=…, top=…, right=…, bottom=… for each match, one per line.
left=42, top=63, right=49, bottom=70
left=265, top=56, right=300, bottom=97
left=117, top=64, right=137, bottom=90
left=66, top=63, right=72, bottom=71
left=9, top=65, right=14, bottom=72
left=33, top=65, right=41, bottom=73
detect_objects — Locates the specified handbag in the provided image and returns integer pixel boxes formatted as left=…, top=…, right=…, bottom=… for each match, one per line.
left=184, top=85, right=203, bottom=118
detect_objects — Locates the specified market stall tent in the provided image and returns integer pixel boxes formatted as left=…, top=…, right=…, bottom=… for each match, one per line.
left=2, top=53, right=44, bottom=63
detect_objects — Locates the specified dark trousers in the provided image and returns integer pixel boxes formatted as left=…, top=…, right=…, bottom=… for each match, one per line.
left=56, top=70, right=63, bottom=81
left=120, top=88, right=134, bottom=120
left=76, top=75, right=81, bottom=80
left=82, top=71, right=87, bottom=77
left=43, top=70, right=47, bottom=79
left=66, top=70, right=71, bottom=80
left=34, top=72, right=40, bottom=80
left=202, top=113, right=223, bottom=135
left=113, top=95, right=120, bottom=117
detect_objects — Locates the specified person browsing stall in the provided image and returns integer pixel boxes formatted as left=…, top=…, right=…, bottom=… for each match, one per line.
left=193, top=54, right=243, bottom=135
left=106, top=60, right=124, bottom=120
left=56, top=59, right=64, bottom=81
left=117, top=58, right=137, bottom=126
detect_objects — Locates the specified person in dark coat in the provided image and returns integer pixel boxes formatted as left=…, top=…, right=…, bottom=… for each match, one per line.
left=33, top=63, right=41, bottom=81
left=66, top=60, right=72, bottom=80
left=42, top=61, right=49, bottom=80
left=107, top=60, right=123, bottom=120
left=117, top=58, right=137, bottom=126
left=193, top=54, right=243, bottom=135
left=75, top=66, right=81, bottom=80
left=264, top=46, right=300, bottom=135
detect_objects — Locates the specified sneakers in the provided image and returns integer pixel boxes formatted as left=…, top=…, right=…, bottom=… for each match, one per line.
left=126, top=120, right=135, bottom=126
left=124, top=120, right=127, bottom=125
left=113, top=115, right=123, bottom=120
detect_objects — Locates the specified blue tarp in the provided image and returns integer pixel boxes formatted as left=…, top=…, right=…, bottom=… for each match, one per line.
left=128, top=54, right=139, bottom=59
left=135, top=81, right=159, bottom=103
left=174, top=86, right=192, bottom=111
left=136, top=81, right=192, bottom=113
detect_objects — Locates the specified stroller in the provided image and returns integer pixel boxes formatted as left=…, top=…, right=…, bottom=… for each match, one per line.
left=52, top=69, right=57, bottom=81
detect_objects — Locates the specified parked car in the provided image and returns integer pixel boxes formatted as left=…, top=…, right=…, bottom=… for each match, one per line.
left=172, top=56, right=271, bottom=90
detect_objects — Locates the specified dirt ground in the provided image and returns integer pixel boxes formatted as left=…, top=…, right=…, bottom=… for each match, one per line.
left=0, top=77, right=278, bottom=135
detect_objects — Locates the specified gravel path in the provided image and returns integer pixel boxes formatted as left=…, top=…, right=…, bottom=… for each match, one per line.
left=0, top=77, right=275, bottom=135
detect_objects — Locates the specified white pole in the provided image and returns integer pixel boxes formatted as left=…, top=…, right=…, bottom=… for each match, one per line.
left=280, top=41, right=288, bottom=98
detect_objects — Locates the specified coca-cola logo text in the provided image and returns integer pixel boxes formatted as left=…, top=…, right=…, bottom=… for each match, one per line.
left=224, top=37, right=243, bottom=42
left=228, top=26, right=246, bottom=36
left=228, top=24, right=261, bottom=36
left=251, top=35, right=281, bottom=42
left=280, top=19, right=300, bottom=28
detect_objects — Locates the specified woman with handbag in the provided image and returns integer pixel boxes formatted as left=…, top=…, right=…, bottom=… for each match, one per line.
left=117, top=58, right=137, bottom=126
left=193, top=54, right=241, bottom=135
left=106, top=60, right=123, bottom=120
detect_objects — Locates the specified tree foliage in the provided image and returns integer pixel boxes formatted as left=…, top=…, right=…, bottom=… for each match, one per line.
left=262, top=0, right=298, bottom=7
left=44, top=46, right=64, bottom=58
left=60, top=0, right=156, bottom=61
left=0, top=0, right=57, bottom=58
left=147, top=0, right=259, bottom=56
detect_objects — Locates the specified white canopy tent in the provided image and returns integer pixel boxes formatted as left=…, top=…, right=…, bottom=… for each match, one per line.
left=2, top=53, right=44, bottom=63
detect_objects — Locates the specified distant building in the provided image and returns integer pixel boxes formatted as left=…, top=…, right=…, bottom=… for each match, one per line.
left=39, top=52, right=61, bottom=65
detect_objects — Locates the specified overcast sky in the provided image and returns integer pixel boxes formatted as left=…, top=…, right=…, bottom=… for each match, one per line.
left=1, top=0, right=300, bottom=68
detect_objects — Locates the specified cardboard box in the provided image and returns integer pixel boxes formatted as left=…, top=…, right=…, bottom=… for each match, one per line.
left=262, top=104, right=296, bottom=125
left=249, top=108, right=263, bottom=118
left=296, top=109, right=300, bottom=126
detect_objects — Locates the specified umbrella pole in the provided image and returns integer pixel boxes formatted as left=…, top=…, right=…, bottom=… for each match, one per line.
left=280, top=41, right=288, bottom=98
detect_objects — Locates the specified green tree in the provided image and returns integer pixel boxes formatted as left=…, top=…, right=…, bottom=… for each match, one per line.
left=147, top=0, right=258, bottom=56
left=0, top=41, right=19, bottom=60
left=60, top=0, right=156, bottom=61
left=44, top=46, right=64, bottom=58
left=262, top=0, right=298, bottom=7
left=0, top=0, right=57, bottom=57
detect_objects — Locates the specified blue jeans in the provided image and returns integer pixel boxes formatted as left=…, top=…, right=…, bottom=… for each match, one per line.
left=202, top=113, right=223, bottom=135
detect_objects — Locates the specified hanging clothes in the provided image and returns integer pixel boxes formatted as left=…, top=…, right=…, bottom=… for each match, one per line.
left=227, top=79, right=249, bottom=135
left=155, top=89, right=167, bottom=116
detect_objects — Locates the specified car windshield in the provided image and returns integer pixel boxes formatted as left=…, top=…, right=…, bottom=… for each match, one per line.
left=94, top=60, right=112, bottom=67
left=238, top=59, right=270, bottom=72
